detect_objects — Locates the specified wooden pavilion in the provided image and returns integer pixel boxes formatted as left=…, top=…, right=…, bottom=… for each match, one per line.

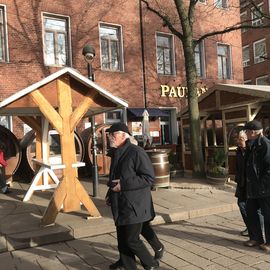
left=0, top=67, right=128, bottom=225
left=178, top=83, right=270, bottom=176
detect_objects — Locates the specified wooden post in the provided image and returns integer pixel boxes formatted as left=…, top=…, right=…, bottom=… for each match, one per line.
left=29, top=75, right=101, bottom=225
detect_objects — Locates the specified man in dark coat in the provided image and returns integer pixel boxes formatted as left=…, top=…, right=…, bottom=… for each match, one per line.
left=105, top=123, right=161, bottom=270
left=244, top=120, right=270, bottom=252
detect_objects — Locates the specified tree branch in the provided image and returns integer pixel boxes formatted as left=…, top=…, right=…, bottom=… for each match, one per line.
left=141, top=0, right=184, bottom=40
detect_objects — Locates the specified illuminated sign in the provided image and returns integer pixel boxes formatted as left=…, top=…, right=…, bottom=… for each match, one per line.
left=160, top=85, right=207, bottom=98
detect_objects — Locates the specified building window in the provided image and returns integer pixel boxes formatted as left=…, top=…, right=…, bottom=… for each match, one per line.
left=215, top=0, right=228, bottom=8
left=244, top=80, right=252, bottom=85
left=0, top=116, right=12, bottom=130
left=242, top=46, right=250, bottom=67
left=43, top=14, right=69, bottom=66
left=99, top=23, right=123, bottom=72
left=105, top=109, right=122, bottom=123
left=253, top=39, right=267, bottom=64
left=240, top=11, right=248, bottom=33
left=156, top=33, right=175, bottom=75
left=195, top=41, right=205, bottom=77
left=0, top=6, right=8, bottom=62
left=251, top=3, right=264, bottom=26
left=217, top=44, right=231, bottom=79
left=256, top=75, right=269, bottom=85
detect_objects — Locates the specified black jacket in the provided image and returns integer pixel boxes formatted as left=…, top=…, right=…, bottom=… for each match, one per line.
left=234, top=146, right=247, bottom=200
left=246, top=135, right=270, bottom=198
left=107, top=139, right=155, bottom=226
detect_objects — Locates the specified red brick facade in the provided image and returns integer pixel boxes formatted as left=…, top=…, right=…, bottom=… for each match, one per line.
left=241, top=0, right=270, bottom=85
left=0, top=0, right=243, bottom=142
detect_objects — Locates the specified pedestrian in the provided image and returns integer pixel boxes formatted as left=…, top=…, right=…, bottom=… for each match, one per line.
left=0, top=141, right=10, bottom=194
left=234, top=130, right=249, bottom=236
left=105, top=123, right=162, bottom=270
left=243, top=120, right=270, bottom=251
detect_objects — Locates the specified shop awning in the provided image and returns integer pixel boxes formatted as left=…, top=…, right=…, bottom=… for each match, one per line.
left=127, top=108, right=169, bottom=117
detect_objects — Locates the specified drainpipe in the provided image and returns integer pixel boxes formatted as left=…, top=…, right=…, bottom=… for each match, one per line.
left=139, top=0, right=147, bottom=109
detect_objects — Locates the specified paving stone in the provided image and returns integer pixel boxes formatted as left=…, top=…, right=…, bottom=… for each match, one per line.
left=0, top=235, right=7, bottom=252
left=236, top=254, right=265, bottom=266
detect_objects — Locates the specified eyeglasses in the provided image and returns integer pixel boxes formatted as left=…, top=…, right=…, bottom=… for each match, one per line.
left=108, top=131, right=122, bottom=137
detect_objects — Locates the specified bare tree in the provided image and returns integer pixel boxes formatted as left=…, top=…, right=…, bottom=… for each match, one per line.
left=141, top=0, right=270, bottom=178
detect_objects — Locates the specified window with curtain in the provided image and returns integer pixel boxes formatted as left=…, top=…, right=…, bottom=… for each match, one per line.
left=242, top=46, right=250, bottom=67
left=43, top=15, right=69, bottom=66
left=99, top=24, right=123, bottom=71
left=195, top=41, right=205, bottom=77
left=253, top=39, right=267, bottom=64
left=156, top=33, right=175, bottom=75
left=251, top=3, right=264, bottom=26
left=0, top=6, right=7, bottom=62
left=217, top=44, right=231, bottom=79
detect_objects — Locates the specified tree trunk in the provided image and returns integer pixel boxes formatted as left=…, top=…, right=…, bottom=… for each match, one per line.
left=183, top=38, right=205, bottom=178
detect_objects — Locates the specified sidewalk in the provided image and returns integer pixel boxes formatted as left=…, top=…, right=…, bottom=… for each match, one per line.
left=0, top=176, right=238, bottom=253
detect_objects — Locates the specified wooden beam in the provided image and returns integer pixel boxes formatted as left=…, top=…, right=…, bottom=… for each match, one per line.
left=75, top=177, right=100, bottom=217
left=19, top=116, right=42, bottom=134
left=70, top=93, right=96, bottom=131
left=41, top=180, right=67, bottom=225
left=57, top=77, right=81, bottom=212
left=30, top=90, right=63, bottom=135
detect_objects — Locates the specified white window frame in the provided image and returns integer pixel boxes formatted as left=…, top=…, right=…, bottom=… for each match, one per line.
left=251, top=2, right=264, bottom=26
left=105, top=109, right=122, bottom=124
left=156, top=32, right=176, bottom=76
left=99, top=22, right=124, bottom=72
left=253, top=38, right=267, bottom=64
left=194, top=40, right=205, bottom=77
left=217, top=43, right=232, bottom=80
left=244, top=80, right=252, bottom=85
left=0, top=5, right=9, bottom=62
left=240, top=11, right=248, bottom=33
left=256, top=75, right=269, bottom=85
left=0, top=116, right=12, bottom=130
left=242, top=45, right=250, bottom=67
left=214, top=0, right=228, bottom=9
left=42, top=12, right=71, bottom=67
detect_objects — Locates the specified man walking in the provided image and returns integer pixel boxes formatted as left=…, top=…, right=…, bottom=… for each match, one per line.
left=105, top=123, right=161, bottom=270
left=244, top=120, right=270, bottom=252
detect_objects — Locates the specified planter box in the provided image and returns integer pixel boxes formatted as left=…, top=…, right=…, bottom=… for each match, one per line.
left=206, top=175, right=228, bottom=185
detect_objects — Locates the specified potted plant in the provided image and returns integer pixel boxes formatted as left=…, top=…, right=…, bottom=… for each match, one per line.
left=206, top=148, right=228, bottom=185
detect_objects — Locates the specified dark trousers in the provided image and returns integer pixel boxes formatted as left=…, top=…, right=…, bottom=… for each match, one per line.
left=246, top=197, right=270, bottom=243
left=0, top=168, right=6, bottom=189
left=141, top=221, right=163, bottom=252
left=238, top=198, right=264, bottom=231
left=117, top=222, right=158, bottom=270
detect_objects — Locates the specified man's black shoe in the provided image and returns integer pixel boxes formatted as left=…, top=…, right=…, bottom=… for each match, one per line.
left=109, top=260, right=123, bottom=269
left=154, top=244, right=165, bottom=260
left=145, top=267, right=159, bottom=270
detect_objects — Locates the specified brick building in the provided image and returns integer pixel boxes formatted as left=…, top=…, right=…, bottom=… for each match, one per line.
left=241, top=0, right=270, bottom=85
left=0, top=0, right=243, bottom=147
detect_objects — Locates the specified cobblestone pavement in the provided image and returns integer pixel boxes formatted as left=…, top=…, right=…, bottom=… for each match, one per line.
left=2, top=210, right=270, bottom=270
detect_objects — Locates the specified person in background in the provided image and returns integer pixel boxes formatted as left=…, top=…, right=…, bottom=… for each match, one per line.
left=234, top=130, right=249, bottom=236
left=0, top=142, right=10, bottom=194
left=244, top=120, right=270, bottom=252
left=105, top=123, right=162, bottom=270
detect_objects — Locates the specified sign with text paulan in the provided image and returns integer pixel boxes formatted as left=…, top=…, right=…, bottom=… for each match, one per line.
left=160, top=85, right=208, bottom=98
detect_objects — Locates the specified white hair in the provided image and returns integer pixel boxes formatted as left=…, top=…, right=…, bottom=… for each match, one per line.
left=239, top=130, right=247, bottom=140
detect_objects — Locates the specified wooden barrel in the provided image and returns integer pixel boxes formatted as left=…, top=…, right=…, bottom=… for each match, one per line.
left=146, top=150, right=170, bottom=187
left=0, top=125, right=22, bottom=183
left=17, top=129, right=84, bottom=181
left=80, top=124, right=111, bottom=176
